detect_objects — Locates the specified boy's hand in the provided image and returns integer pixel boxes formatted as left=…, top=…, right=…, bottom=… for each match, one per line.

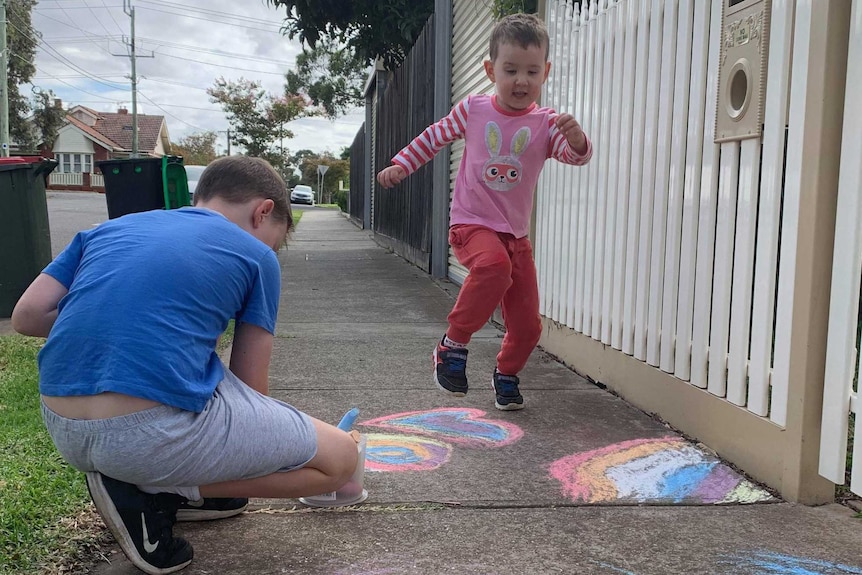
left=555, top=114, right=588, bottom=156
left=377, top=165, right=407, bottom=189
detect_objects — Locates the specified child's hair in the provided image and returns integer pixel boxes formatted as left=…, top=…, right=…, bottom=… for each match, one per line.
left=193, top=156, right=293, bottom=230
left=489, top=12, right=550, bottom=62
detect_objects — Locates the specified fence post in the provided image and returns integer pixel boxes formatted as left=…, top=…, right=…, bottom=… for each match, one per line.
left=772, top=0, right=852, bottom=503
left=431, top=0, right=454, bottom=279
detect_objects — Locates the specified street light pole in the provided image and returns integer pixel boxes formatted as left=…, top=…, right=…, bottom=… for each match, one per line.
left=0, top=0, right=10, bottom=157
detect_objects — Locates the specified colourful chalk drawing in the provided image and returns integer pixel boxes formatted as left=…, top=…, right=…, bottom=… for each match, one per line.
left=364, top=433, right=452, bottom=472
left=548, top=437, right=775, bottom=504
left=721, top=552, right=862, bottom=574
left=361, top=408, right=523, bottom=448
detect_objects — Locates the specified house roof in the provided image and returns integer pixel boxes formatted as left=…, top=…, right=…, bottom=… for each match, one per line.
left=64, top=107, right=167, bottom=153
left=96, top=111, right=165, bottom=153
left=65, top=115, right=121, bottom=150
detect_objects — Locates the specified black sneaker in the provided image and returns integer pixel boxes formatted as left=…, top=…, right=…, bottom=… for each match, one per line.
left=85, top=472, right=193, bottom=575
left=176, top=497, right=249, bottom=522
left=433, top=340, right=469, bottom=396
left=492, top=369, right=524, bottom=411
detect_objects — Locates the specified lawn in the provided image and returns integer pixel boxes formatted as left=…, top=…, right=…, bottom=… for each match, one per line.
left=0, top=335, right=105, bottom=574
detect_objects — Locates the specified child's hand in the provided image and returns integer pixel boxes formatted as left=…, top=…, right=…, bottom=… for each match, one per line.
left=555, top=114, right=588, bottom=155
left=377, top=165, right=407, bottom=189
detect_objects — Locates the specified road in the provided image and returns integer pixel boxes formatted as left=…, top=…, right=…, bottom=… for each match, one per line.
left=45, top=191, right=318, bottom=258
left=46, top=192, right=108, bottom=257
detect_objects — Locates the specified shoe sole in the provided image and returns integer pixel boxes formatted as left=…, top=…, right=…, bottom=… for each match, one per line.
left=433, top=372, right=467, bottom=397
left=86, top=472, right=192, bottom=575
left=176, top=503, right=249, bottom=522
left=494, top=399, right=525, bottom=411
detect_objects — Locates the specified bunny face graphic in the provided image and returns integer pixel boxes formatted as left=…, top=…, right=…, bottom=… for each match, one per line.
left=482, top=122, right=532, bottom=192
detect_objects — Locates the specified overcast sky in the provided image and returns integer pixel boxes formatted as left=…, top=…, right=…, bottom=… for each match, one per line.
left=22, top=0, right=365, bottom=156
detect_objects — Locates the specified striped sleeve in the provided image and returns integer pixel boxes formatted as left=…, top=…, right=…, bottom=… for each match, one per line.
left=547, top=113, right=593, bottom=166
left=392, top=97, right=470, bottom=175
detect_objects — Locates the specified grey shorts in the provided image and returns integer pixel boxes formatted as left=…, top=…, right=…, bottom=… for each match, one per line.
left=41, top=368, right=317, bottom=501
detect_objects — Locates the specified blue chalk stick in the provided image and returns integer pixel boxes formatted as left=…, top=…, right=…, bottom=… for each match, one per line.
left=337, top=407, right=360, bottom=431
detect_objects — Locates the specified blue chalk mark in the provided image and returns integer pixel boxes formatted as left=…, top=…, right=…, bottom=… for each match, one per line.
left=659, top=462, right=717, bottom=501
left=590, top=561, right=640, bottom=575
left=337, top=408, right=360, bottom=431
left=723, top=552, right=862, bottom=574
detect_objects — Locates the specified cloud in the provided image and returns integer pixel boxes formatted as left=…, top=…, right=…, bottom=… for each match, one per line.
left=23, top=0, right=365, bottom=155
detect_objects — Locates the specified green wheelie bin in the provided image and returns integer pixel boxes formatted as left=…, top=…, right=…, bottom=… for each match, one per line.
left=0, top=157, right=57, bottom=318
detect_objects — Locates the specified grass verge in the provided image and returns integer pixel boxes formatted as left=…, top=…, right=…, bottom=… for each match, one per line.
left=0, top=335, right=106, bottom=574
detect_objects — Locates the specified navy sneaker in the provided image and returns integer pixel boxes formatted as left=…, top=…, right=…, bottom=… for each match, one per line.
left=85, top=472, right=193, bottom=575
left=433, top=340, right=469, bottom=396
left=492, top=369, right=524, bottom=411
left=176, top=497, right=249, bottom=522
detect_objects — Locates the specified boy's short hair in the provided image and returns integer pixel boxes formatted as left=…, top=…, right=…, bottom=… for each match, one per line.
left=489, top=12, right=550, bottom=61
left=193, top=156, right=293, bottom=231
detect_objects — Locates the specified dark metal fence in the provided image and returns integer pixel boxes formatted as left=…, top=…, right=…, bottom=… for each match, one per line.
left=373, top=15, right=436, bottom=271
left=349, top=123, right=366, bottom=223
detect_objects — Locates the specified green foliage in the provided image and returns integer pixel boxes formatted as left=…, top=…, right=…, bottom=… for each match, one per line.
left=267, top=0, right=434, bottom=70
left=172, top=131, right=218, bottom=166
left=0, top=336, right=92, bottom=574
left=5, top=0, right=39, bottom=149
left=296, top=151, right=349, bottom=204
left=285, top=38, right=367, bottom=118
left=208, top=78, right=312, bottom=174
left=489, top=0, right=539, bottom=18
left=28, top=90, right=66, bottom=152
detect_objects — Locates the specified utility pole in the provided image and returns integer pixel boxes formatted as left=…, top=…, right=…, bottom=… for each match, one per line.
left=113, top=0, right=153, bottom=158
left=217, top=129, right=231, bottom=156
left=0, top=0, right=9, bottom=157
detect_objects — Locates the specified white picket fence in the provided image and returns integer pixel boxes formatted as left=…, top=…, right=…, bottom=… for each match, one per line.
left=536, top=0, right=796, bottom=420
left=49, top=172, right=83, bottom=187
left=820, top=0, right=861, bottom=496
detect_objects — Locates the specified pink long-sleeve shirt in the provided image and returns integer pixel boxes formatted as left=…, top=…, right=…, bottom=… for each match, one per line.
left=392, top=94, right=593, bottom=238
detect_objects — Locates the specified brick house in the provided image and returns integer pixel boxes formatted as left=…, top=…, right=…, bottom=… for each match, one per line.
left=45, top=105, right=171, bottom=192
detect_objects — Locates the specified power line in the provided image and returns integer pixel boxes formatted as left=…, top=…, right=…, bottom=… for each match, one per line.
left=99, top=0, right=126, bottom=35
left=137, top=89, right=207, bottom=131
left=14, top=52, right=123, bottom=101
left=6, top=16, right=129, bottom=89
left=149, top=51, right=288, bottom=76
left=136, top=0, right=283, bottom=28
left=135, top=6, right=283, bottom=34
left=34, top=4, right=118, bottom=57
left=42, top=35, right=296, bottom=67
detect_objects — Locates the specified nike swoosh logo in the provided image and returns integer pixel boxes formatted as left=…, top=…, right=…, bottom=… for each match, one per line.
left=186, top=499, right=206, bottom=508
left=141, top=513, right=159, bottom=554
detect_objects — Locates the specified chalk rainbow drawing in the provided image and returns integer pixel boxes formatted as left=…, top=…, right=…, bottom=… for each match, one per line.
left=548, top=437, right=774, bottom=504
left=721, top=552, right=862, bottom=574
left=364, top=433, right=453, bottom=472
left=361, top=408, right=523, bottom=448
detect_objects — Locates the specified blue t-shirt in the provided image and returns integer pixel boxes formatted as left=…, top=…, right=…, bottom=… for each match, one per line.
left=38, top=208, right=282, bottom=412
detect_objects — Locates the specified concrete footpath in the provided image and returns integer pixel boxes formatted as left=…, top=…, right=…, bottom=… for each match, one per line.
left=67, top=209, right=862, bottom=573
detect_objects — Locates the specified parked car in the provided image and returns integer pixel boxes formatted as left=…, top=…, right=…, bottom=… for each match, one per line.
left=185, top=165, right=207, bottom=200
left=291, top=184, right=315, bottom=205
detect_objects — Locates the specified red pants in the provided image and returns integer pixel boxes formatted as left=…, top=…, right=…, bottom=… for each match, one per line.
left=446, top=224, right=542, bottom=376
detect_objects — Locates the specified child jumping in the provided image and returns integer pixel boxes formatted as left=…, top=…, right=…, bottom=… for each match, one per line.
left=377, top=13, right=592, bottom=411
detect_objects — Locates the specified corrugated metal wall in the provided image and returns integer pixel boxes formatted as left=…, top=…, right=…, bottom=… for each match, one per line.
left=448, top=0, right=495, bottom=284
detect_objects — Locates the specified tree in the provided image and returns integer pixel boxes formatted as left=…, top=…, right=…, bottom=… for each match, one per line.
left=5, top=0, right=39, bottom=149
left=266, top=0, right=434, bottom=70
left=171, top=131, right=217, bottom=165
left=296, top=151, right=349, bottom=205
left=208, top=77, right=311, bottom=175
left=30, top=90, right=66, bottom=152
left=284, top=38, right=367, bottom=118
